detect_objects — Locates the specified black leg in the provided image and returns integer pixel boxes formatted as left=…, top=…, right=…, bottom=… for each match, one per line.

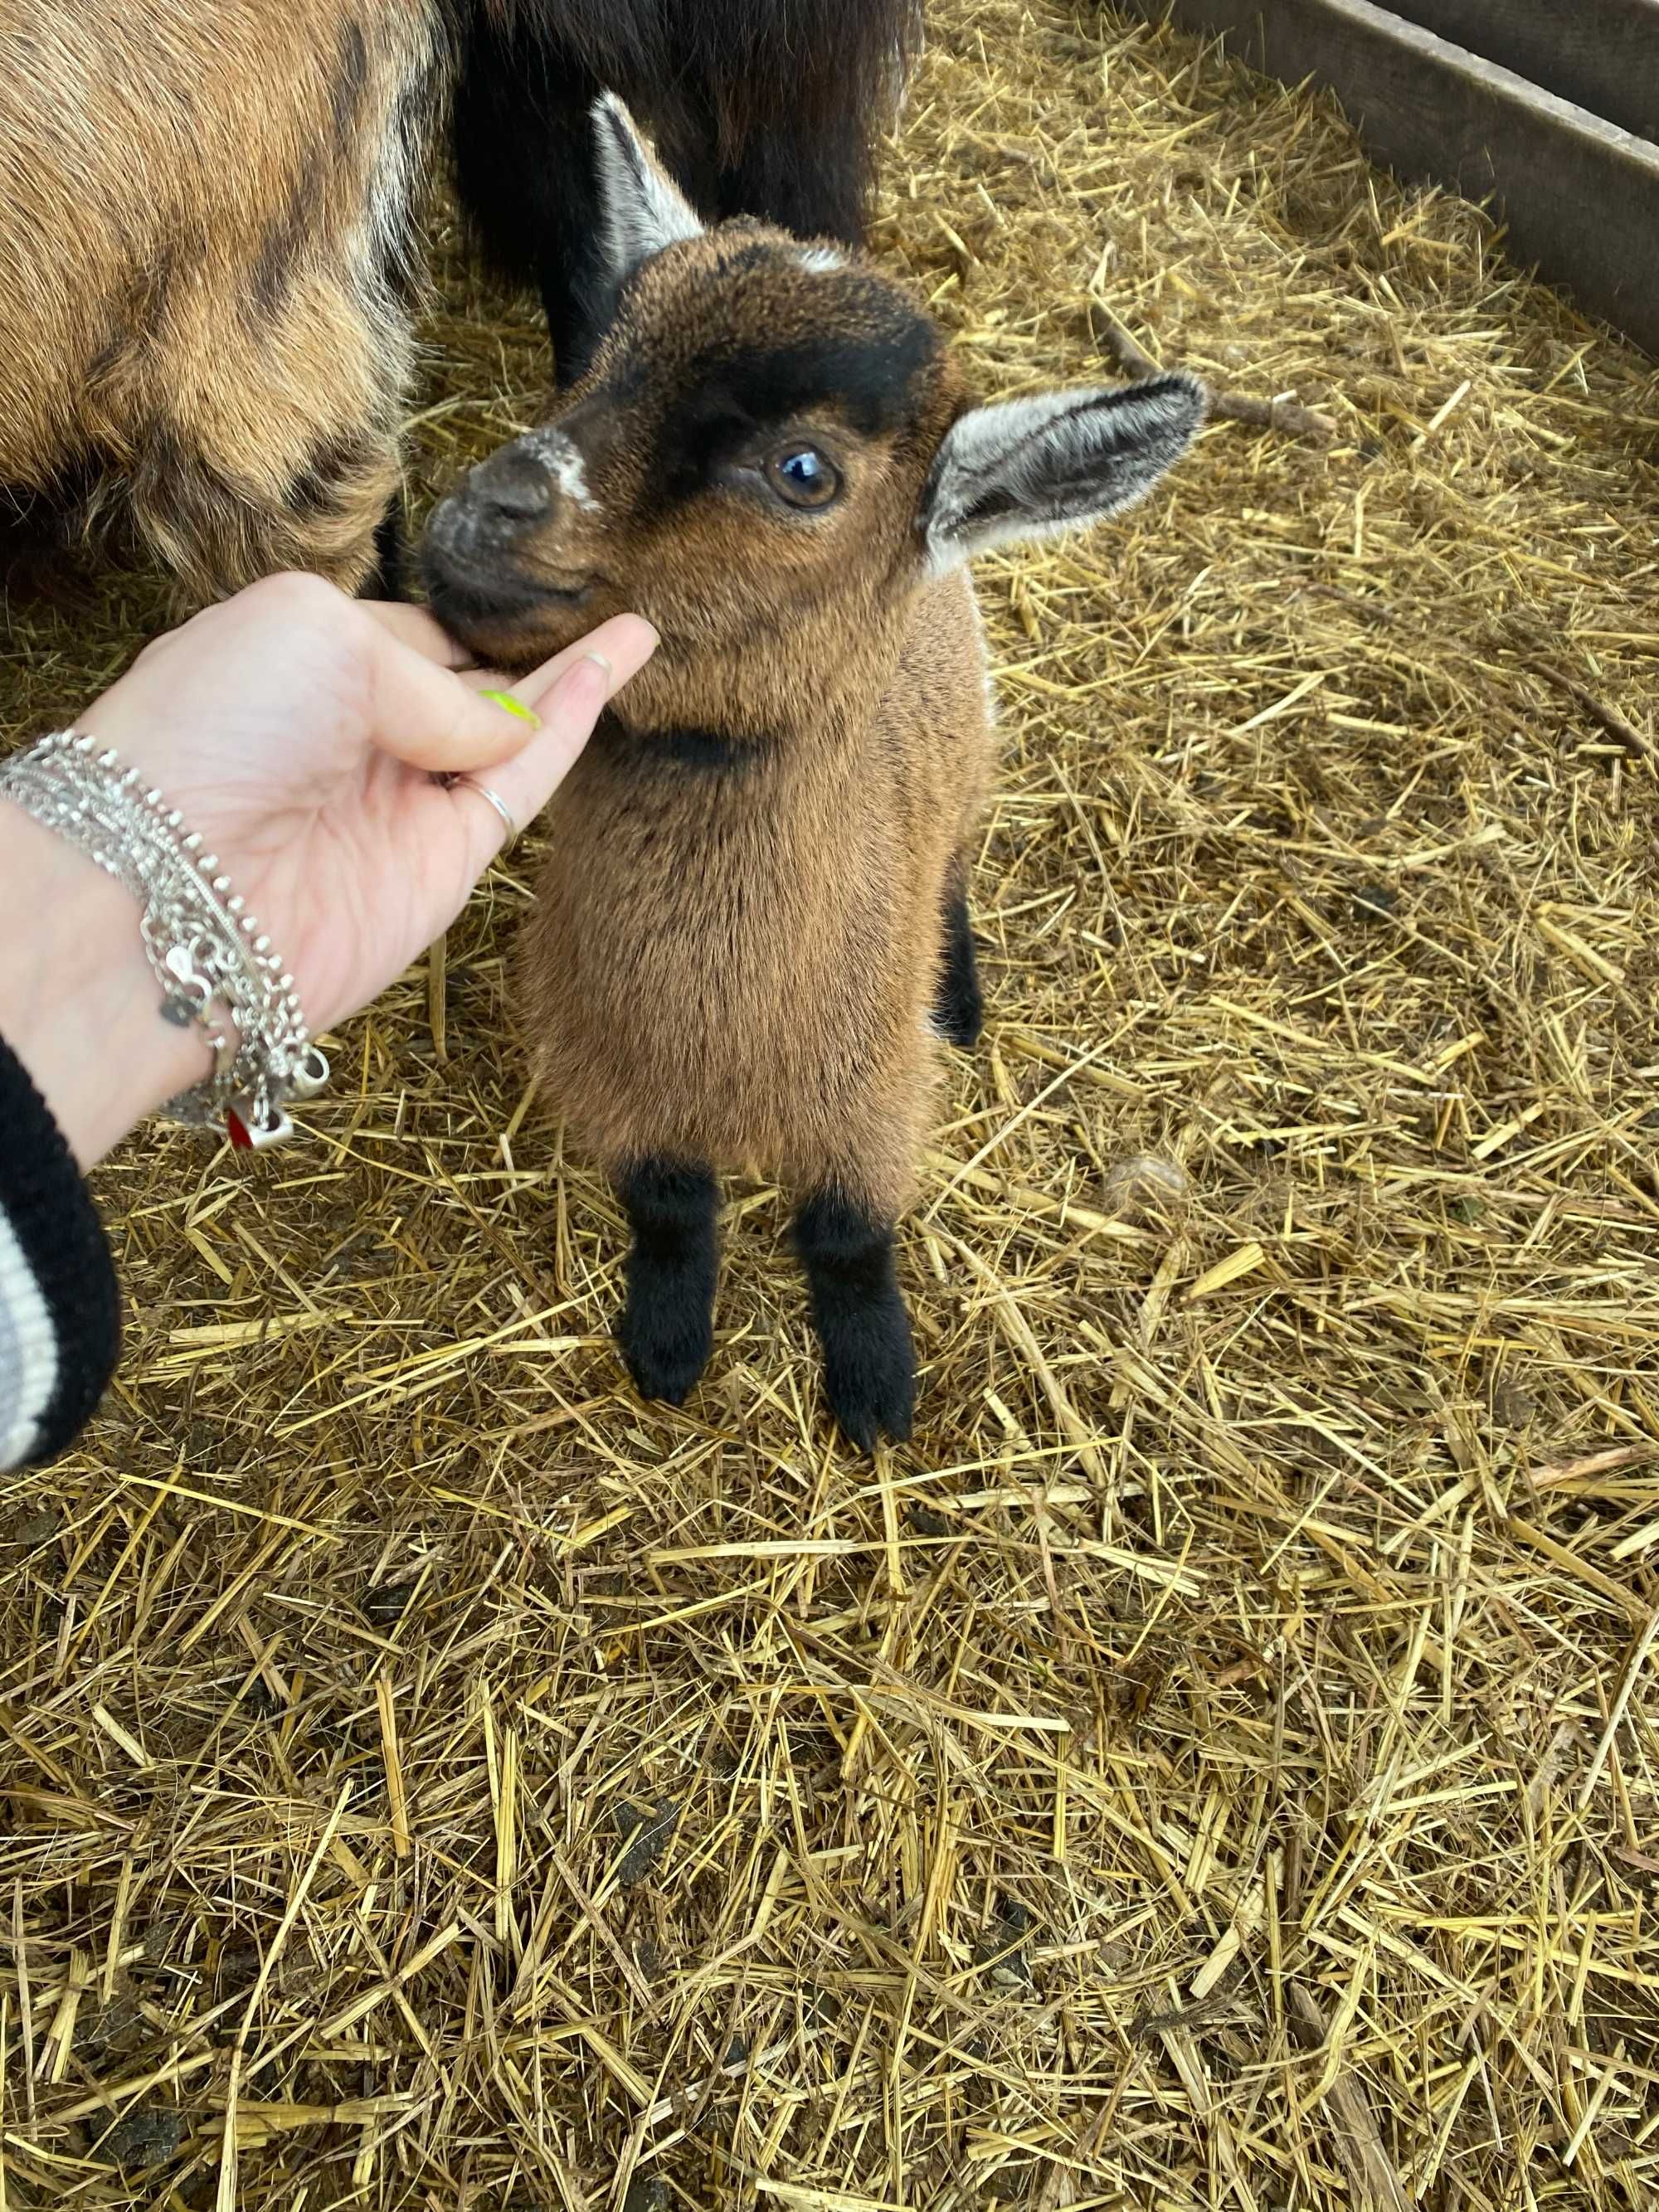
left=934, top=865, right=984, bottom=1048
left=713, top=124, right=869, bottom=246
left=793, top=1190, right=916, bottom=1451
left=615, top=1159, right=720, bottom=1407
left=538, top=254, right=609, bottom=392
left=450, top=16, right=615, bottom=387
left=362, top=497, right=403, bottom=601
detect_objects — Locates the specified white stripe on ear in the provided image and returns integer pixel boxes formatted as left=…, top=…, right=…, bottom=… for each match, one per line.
left=921, top=372, right=1207, bottom=572
left=591, top=92, right=705, bottom=289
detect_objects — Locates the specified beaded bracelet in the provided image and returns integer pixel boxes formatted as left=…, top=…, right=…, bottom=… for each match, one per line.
left=0, top=732, right=328, bottom=1147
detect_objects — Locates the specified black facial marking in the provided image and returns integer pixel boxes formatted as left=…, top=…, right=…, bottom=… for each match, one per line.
left=793, top=1190, right=916, bottom=1450
left=935, top=864, right=984, bottom=1048
left=645, top=281, right=938, bottom=499
left=736, top=330, right=937, bottom=435
left=616, top=1158, right=721, bottom=1406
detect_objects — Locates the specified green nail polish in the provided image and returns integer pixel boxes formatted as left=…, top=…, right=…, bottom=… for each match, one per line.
left=482, top=688, right=539, bottom=727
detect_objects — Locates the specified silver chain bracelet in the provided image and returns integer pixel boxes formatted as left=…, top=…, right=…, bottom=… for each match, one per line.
left=0, top=732, right=328, bottom=1147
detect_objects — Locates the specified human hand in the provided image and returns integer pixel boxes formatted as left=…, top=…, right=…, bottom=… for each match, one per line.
left=84, top=571, right=657, bottom=1034
left=0, top=572, right=656, bottom=1164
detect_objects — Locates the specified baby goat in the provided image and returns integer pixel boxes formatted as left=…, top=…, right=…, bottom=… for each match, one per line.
left=0, top=1, right=441, bottom=601
left=424, top=98, right=1204, bottom=1446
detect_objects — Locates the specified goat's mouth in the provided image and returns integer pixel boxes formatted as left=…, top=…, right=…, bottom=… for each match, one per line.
left=421, top=539, right=601, bottom=664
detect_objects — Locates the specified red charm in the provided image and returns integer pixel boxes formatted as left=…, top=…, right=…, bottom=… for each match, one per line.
left=226, top=1107, right=253, bottom=1150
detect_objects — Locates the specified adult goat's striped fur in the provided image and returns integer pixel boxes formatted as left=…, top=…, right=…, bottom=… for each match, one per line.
left=0, top=0, right=912, bottom=600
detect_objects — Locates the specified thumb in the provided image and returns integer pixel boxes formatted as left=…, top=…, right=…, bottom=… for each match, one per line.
left=367, top=613, right=659, bottom=775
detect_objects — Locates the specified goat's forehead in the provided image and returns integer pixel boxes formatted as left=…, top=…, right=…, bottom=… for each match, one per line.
left=609, top=242, right=945, bottom=437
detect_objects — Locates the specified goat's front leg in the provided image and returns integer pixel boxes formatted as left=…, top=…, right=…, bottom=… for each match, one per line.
left=713, top=121, right=869, bottom=248
left=615, top=1159, right=720, bottom=1407
left=793, top=1186, right=916, bottom=1451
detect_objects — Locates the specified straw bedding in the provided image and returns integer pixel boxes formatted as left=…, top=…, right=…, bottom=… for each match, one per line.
left=2, top=2, right=1657, bottom=2205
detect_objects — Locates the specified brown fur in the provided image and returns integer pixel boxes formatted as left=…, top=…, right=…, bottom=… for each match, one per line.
left=429, top=224, right=991, bottom=1223
left=523, top=572, right=988, bottom=1221
left=0, top=1, right=441, bottom=598
left=421, top=106, right=1202, bottom=1433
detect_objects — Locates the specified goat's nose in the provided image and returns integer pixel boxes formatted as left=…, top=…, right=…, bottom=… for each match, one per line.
left=465, top=447, right=553, bottom=530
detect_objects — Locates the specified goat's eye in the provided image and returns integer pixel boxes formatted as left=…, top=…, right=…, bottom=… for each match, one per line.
left=766, top=444, right=840, bottom=508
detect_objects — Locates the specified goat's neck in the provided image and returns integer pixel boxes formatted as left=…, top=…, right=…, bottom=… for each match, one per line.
left=612, top=596, right=913, bottom=764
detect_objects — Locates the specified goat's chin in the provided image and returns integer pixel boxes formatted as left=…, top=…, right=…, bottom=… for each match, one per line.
left=421, top=556, right=602, bottom=673
left=442, top=605, right=591, bottom=675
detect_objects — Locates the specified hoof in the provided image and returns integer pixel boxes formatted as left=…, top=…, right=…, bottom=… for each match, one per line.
left=617, top=1302, right=713, bottom=1408
left=821, top=1295, right=917, bottom=1452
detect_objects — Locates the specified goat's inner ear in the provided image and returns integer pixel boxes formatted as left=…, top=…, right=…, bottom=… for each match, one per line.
left=918, top=372, right=1206, bottom=571
left=591, top=92, right=706, bottom=289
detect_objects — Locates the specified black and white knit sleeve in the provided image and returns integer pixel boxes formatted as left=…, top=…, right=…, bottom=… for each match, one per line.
left=0, top=1033, right=119, bottom=1471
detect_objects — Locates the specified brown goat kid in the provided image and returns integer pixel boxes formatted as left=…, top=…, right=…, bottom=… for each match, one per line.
left=424, top=99, right=1204, bottom=1446
left=0, top=2, right=443, bottom=601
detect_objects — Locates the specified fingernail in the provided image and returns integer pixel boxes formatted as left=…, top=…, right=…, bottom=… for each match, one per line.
left=554, top=651, right=614, bottom=707
left=481, top=688, right=540, bottom=727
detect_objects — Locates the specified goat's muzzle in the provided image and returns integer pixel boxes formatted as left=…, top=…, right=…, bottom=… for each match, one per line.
left=421, top=437, right=601, bottom=665
left=456, top=446, right=555, bottom=531
left=426, top=446, right=560, bottom=572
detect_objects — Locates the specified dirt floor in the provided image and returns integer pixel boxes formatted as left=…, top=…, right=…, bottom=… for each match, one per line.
left=2, top=2, right=1658, bottom=2206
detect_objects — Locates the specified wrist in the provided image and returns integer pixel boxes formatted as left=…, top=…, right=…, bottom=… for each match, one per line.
left=0, top=798, right=211, bottom=1168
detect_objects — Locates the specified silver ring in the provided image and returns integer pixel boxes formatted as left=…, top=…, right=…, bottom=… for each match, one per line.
left=457, top=776, right=518, bottom=848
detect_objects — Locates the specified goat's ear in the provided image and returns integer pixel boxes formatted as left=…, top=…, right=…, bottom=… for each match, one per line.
left=591, top=92, right=705, bottom=288
left=919, top=372, right=1205, bottom=571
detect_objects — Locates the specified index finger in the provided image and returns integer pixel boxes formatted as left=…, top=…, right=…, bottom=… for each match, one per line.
left=364, top=609, right=656, bottom=776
